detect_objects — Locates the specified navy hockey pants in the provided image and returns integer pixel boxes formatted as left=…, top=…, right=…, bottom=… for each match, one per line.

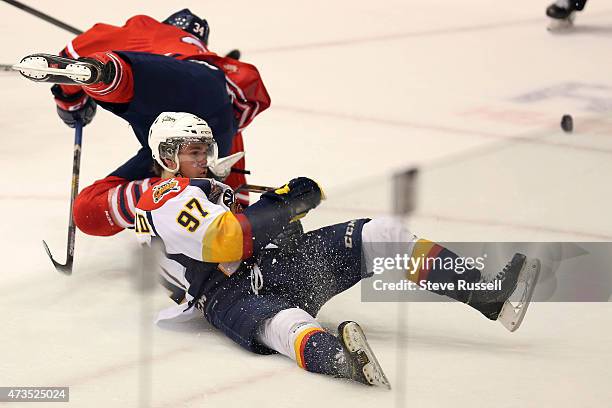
left=204, top=219, right=371, bottom=354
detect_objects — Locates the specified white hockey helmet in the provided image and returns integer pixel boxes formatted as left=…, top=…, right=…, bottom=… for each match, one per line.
left=148, top=112, right=218, bottom=174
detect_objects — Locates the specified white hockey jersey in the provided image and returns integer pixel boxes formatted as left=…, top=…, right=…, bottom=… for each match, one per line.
left=134, top=177, right=255, bottom=321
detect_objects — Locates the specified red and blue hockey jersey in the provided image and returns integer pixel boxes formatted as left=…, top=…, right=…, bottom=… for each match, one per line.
left=59, top=14, right=270, bottom=133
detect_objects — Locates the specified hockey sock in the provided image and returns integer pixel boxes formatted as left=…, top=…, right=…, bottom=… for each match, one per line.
left=257, top=308, right=347, bottom=376
left=405, top=239, right=481, bottom=302
left=298, top=330, right=347, bottom=376
left=81, top=52, right=134, bottom=103
left=362, top=217, right=481, bottom=303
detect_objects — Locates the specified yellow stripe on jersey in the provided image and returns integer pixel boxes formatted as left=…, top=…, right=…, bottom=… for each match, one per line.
left=201, top=211, right=245, bottom=262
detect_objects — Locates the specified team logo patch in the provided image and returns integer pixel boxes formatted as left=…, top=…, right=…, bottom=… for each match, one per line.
left=222, top=189, right=235, bottom=208
left=153, top=179, right=181, bottom=203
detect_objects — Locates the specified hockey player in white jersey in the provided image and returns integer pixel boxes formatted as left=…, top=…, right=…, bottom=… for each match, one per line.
left=135, top=112, right=540, bottom=388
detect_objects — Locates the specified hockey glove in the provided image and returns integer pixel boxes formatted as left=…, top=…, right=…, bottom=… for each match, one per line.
left=262, top=177, right=325, bottom=220
left=271, top=219, right=304, bottom=247
left=241, top=178, right=323, bottom=254
left=51, top=84, right=97, bottom=128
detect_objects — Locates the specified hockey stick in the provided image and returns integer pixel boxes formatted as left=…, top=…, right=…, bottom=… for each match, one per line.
left=42, top=119, right=83, bottom=275
left=235, top=183, right=275, bottom=193
left=1, top=0, right=83, bottom=35
left=1, top=0, right=83, bottom=71
left=231, top=168, right=251, bottom=175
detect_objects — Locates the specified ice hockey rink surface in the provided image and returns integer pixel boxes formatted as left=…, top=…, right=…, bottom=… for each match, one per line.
left=1, top=0, right=612, bottom=406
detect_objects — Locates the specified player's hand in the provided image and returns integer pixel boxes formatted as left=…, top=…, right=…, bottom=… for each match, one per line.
left=51, top=84, right=97, bottom=128
left=263, top=177, right=325, bottom=218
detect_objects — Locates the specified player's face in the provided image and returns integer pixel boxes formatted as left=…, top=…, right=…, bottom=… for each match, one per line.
left=177, top=142, right=209, bottom=178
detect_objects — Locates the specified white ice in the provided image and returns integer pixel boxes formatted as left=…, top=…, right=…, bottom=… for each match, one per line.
left=1, top=1, right=612, bottom=407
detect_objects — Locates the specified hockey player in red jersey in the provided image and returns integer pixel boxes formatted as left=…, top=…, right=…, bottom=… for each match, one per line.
left=16, top=9, right=270, bottom=236
left=132, top=112, right=541, bottom=388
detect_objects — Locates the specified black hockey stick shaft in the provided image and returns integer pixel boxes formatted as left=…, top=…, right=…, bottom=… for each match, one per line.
left=1, top=0, right=83, bottom=71
left=235, top=183, right=275, bottom=193
left=231, top=168, right=251, bottom=175
left=42, top=120, right=83, bottom=275
left=1, top=0, right=83, bottom=35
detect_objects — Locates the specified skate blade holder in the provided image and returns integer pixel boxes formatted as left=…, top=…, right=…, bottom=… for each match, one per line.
left=12, top=56, right=92, bottom=82
left=497, top=259, right=541, bottom=332
left=342, top=322, right=392, bottom=389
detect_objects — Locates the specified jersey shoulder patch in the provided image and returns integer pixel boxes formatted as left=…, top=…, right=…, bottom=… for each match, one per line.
left=137, top=178, right=190, bottom=210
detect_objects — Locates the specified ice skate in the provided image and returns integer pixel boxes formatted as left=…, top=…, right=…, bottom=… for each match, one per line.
left=12, top=53, right=115, bottom=85
left=338, top=321, right=391, bottom=389
left=546, top=1, right=576, bottom=30
left=497, top=258, right=540, bottom=332
left=468, top=253, right=540, bottom=332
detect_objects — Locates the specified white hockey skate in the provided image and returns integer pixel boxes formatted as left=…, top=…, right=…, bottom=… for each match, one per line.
left=467, top=253, right=541, bottom=332
left=338, top=321, right=391, bottom=389
left=12, top=53, right=112, bottom=85
left=497, top=258, right=541, bottom=332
